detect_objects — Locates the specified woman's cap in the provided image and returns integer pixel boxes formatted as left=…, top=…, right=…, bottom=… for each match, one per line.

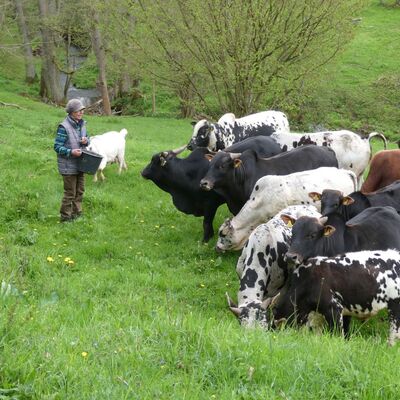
left=66, top=99, right=86, bottom=114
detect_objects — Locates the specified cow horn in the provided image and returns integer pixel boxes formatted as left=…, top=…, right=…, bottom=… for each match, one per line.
left=229, top=152, right=242, bottom=160
left=229, top=307, right=241, bottom=317
left=225, top=292, right=237, bottom=308
left=319, top=216, right=328, bottom=225
left=171, top=144, right=187, bottom=155
left=261, top=293, right=280, bottom=310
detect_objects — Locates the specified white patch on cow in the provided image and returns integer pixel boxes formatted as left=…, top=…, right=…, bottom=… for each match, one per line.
left=216, top=167, right=357, bottom=252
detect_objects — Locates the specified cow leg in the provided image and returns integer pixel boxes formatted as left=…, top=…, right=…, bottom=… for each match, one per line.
left=93, top=171, right=98, bottom=182
left=324, top=306, right=343, bottom=335
left=202, top=205, right=218, bottom=242
left=387, top=299, right=400, bottom=346
left=100, top=170, right=106, bottom=181
left=343, top=316, right=352, bottom=339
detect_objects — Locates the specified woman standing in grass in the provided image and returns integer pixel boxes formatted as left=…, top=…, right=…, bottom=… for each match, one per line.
left=54, top=99, right=90, bottom=223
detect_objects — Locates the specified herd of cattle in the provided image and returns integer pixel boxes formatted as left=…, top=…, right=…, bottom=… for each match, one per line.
left=141, top=110, right=400, bottom=345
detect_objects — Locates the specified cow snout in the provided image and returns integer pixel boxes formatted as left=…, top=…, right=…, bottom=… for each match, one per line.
left=200, top=179, right=213, bottom=191
left=187, top=141, right=195, bottom=151
left=141, top=168, right=150, bottom=179
left=215, top=243, right=226, bottom=253
left=285, top=252, right=303, bottom=265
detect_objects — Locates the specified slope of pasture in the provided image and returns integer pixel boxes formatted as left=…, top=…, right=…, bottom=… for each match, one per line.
left=0, top=90, right=399, bottom=399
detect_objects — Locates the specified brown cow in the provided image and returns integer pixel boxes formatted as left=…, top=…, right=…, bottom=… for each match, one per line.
left=361, top=149, right=400, bottom=193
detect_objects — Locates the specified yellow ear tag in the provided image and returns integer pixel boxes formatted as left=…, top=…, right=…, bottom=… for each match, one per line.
left=287, top=220, right=293, bottom=228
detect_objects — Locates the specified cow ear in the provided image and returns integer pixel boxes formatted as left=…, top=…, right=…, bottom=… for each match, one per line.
left=281, top=214, right=296, bottom=227
left=191, top=121, right=197, bottom=126
left=233, top=159, right=242, bottom=168
left=274, top=318, right=287, bottom=329
left=342, top=196, right=355, bottom=206
left=204, top=154, right=214, bottom=162
left=309, top=192, right=322, bottom=201
left=323, top=225, right=336, bottom=237
left=160, top=157, right=167, bottom=167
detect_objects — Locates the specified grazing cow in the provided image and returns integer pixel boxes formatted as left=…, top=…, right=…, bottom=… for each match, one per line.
left=200, top=145, right=338, bottom=215
left=269, top=130, right=386, bottom=189
left=226, top=205, right=321, bottom=328
left=141, top=137, right=281, bottom=242
left=284, top=206, right=400, bottom=265
left=188, top=110, right=290, bottom=151
left=87, top=128, right=128, bottom=182
left=266, top=249, right=400, bottom=345
left=216, top=167, right=357, bottom=252
left=361, top=150, right=400, bottom=193
left=310, top=181, right=400, bottom=221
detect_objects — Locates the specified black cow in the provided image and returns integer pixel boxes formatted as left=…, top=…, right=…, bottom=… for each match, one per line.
left=283, top=206, right=400, bottom=264
left=310, top=180, right=400, bottom=221
left=266, top=249, right=400, bottom=345
left=141, top=137, right=281, bottom=242
left=200, top=145, right=338, bottom=215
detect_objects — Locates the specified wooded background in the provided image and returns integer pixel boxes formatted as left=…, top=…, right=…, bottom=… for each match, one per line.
left=1, top=0, right=399, bottom=134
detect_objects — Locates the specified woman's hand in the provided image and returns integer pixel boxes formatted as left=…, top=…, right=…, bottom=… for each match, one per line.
left=80, top=137, right=88, bottom=145
left=71, top=149, right=82, bottom=157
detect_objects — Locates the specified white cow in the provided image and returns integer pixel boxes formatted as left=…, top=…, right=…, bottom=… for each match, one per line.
left=268, top=130, right=386, bottom=189
left=227, top=204, right=322, bottom=328
left=87, top=128, right=128, bottom=182
left=216, top=167, right=357, bottom=252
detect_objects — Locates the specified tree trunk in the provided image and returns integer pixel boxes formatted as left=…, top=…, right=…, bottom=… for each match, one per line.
left=90, top=12, right=111, bottom=115
left=38, top=0, right=63, bottom=103
left=15, top=0, right=36, bottom=83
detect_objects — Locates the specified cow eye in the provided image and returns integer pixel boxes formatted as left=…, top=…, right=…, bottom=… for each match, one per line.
left=308, top=232, right=317, bottom=239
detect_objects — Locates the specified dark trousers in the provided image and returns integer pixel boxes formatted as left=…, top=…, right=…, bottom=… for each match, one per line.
left=60, top=173, right=85, bottom=219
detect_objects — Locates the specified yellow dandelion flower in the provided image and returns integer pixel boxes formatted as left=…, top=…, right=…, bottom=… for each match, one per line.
left=200, top=284, right=205, bottom=288
left=64, top=257, right=71, bottom=262
left=81, top=351, right=88, bottom=358
left=46, top=256, right=54, bottom=262
left=68, top=260, right=75, bottom=265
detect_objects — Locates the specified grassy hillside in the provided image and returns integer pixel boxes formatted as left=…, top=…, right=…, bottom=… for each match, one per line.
left=0, top=89, right=399, bottom=399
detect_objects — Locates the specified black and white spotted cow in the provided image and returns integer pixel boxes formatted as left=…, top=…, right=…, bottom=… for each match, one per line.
left=226, top=204, right=321, bottom=328
left=311, top=180, right=400, bottom=221
left=216, top=167, right=357, bottom=252
left=267, top=249, right=400, bottom=345
left=188, top=110, right=290, bottom=151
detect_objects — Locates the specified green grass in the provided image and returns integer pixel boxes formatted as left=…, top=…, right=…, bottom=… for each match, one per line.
left=1, top=89, right=400, bottom=400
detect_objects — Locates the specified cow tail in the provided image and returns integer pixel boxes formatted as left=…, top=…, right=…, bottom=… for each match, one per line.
left=368, top=132, right=387, bottom=150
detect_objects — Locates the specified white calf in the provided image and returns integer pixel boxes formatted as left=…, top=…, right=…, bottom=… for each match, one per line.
left=216, top=167, right=357, bottom=252
left=87, top=128, right=128, bottom=182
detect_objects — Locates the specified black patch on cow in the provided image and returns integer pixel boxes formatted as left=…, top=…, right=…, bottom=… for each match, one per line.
left=257, top=252, right=267, bottom=268
left=240, top=268, right=258, bottom=290
left=247, top=248, right=255, bottom=266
